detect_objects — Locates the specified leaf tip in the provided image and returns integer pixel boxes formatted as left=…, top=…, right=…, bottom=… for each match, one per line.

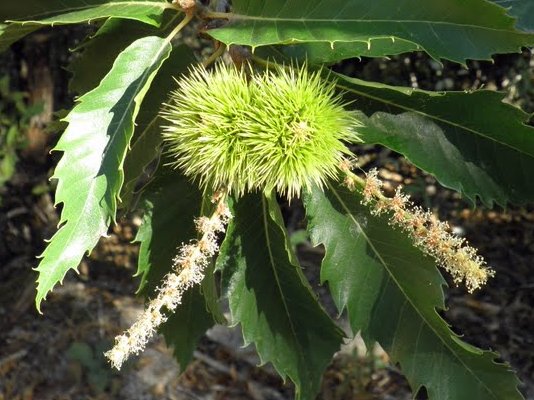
left=35, top=289, right=47, bottom=315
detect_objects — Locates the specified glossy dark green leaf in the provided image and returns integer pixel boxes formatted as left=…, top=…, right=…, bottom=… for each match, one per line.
left=209, top=0, right=534, bottom=64
left=336, top=74, right=534, bottom=206
left=35, top=35, right=173, bottom=311
left=135, top=168, right=216, bottom=367
left=217, top=193, right=344, bottom=400
left=304, top=183, right=523, bottom=400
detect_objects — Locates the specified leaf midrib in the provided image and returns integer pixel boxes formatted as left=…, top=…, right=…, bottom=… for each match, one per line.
left=326, top=183, right=497, bottom=399
left=336, top=79, right=533, bottom=158
left=100, top=36, right=171, bottom=200
left=260, top=196, right=308, bottom=382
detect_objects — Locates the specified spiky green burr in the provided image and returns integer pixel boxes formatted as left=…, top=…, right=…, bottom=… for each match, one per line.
left=161, top=63, right=359, bottom=198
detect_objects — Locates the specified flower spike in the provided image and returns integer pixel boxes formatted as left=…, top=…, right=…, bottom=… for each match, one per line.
left=105, top=192, right=232, bottom=369
left=343, top=166, right=493, bottom=292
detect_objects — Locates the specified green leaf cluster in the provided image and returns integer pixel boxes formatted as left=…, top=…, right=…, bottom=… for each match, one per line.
left=304, top=184, right=522, bottom=399
left=1, top=0, right=532, bottom=399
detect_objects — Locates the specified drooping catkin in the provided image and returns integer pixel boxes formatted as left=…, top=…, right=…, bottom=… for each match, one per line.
left=345, top=167, right=493, bottom=292
left=105, top=192, right=232, bottom=369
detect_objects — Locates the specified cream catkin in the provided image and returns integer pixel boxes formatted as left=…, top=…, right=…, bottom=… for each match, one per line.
left=345, top=168, right=493, bottom=292
left=105, top=193, right=232, bottom=369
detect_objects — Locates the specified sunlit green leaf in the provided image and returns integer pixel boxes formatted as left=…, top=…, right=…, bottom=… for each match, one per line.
left=68, top=18, right=167, bottom=94
left=0, top=0, right=174, bottom=51
left=35, top=35, right=173, bottom=311
left=4, top=0, right=171, bottom=24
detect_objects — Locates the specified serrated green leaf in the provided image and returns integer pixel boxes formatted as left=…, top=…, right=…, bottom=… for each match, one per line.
left=4, top=0, right=171, bottom=24
left=208, top=0, right=534, bottom=65
left=121, top=44, right=196, bottom=209
left=217, top=193, right=343, bottom=400
left=0, top=0, right=174, bottom=51
left=35, top=35, right=173, bottom=311
left=336, top=74, right=534, bottom=207
left=257, top=39, right=420, bottom=65
left=492, top=0, right=534, bottom=32
left=134, top=168, right=216, bottom=367
left=303, top=183, right=523, bottom=400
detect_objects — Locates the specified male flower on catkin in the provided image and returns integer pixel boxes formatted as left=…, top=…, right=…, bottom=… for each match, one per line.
left=346, top=168, right=493, bottom=292
left=161, top=63, right=359, bottom=199
left=105, top=194, right=232, bottom=369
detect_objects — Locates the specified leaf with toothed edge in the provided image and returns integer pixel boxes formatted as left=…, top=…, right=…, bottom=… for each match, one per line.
left=335, top=73, right=534, bottom=207
left=0, top=0, right=173, bottom=52
left=256, top=39, right=421, bottom=65
left=34, top=36, right=173, bottom=312
left=208, top=0, right=534, bottom=65
left=217, top=193, right=344, bottom=400
left=303, top=183, right=523, bottom=400
left=1, top=0, right=171, bottom=24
